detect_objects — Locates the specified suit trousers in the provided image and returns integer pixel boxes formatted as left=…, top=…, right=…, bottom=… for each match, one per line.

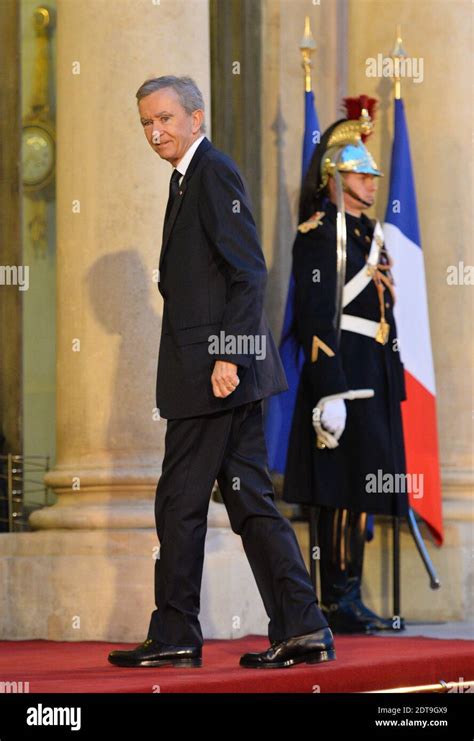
left=147, top=399, right=327, bottom=646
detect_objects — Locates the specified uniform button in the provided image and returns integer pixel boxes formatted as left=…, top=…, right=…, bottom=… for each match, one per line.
left=354, top=228, right=361, bottom=237
left=385, top=302, right=390, bottom=308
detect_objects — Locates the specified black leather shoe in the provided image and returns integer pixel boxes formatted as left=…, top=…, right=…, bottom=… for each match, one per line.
left=239, top=627, right=336, bottom=669
left=107, top=638, right=202, bottom=668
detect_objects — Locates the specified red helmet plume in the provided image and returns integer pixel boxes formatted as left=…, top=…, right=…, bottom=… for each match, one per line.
left=342, top=95, right=378, bottom=141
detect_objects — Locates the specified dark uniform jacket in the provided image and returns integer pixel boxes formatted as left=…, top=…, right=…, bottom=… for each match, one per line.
left=283, top=201, right=408, bottom=516
left=156, top=137, right=288, bottom=419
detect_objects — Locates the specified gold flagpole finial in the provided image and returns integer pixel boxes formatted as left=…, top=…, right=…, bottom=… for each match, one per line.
left=390, top=25, right=408, bottom=100
left=300, top=16, right=316, bottom=93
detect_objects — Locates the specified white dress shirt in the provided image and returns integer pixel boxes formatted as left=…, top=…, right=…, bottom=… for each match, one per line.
left=174, top=134, right=205, bottom=185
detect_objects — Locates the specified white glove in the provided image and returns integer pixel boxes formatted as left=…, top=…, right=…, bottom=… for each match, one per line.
left=320, top=398, right=347, bottom=440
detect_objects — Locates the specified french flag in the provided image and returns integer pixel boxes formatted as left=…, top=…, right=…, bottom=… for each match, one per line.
left=384, top=98, right=444, bottom=545
left=264, top=90, right=320, bottom=473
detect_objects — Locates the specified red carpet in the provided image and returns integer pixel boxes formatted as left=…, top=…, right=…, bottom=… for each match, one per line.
left=1, top=635, right=473, bottom=693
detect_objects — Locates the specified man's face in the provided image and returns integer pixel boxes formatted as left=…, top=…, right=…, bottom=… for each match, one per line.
left=138, top=87, right=203, bottom=167
left=342, top=172, right=378, bottom=210
left=328, top=172, right=378, bottom=214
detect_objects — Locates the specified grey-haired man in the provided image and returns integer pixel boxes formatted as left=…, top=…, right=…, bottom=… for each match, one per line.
left=108, top=76, right=335, bottom=669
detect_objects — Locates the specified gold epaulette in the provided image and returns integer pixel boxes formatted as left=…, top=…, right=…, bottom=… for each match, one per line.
left=297, top=211, right=325, bottom=233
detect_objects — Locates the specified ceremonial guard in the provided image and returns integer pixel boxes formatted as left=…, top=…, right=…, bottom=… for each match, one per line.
left=283, top=97, right=408, bottom=633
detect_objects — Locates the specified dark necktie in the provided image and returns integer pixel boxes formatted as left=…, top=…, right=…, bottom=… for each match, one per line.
left=164, top=169, right=181, bottom=223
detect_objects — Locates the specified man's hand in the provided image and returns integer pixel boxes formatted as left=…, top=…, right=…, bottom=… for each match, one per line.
left=211, top=360, right=240, bottom=398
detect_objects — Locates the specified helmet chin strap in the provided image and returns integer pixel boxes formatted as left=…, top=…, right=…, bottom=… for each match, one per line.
left=342, top=182, right=373, bottom=208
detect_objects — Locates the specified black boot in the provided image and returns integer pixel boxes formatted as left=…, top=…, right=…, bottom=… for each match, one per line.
left=318, top=507, right=400, bottom=634
left=318, top=507, right=370, bottom=634
left=344, top=511, right=404, bottom=632
left=339, top=576, right=403, bottom=632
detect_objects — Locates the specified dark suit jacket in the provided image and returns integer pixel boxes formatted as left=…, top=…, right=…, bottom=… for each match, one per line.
left=155, top=137, right=288, bottom=419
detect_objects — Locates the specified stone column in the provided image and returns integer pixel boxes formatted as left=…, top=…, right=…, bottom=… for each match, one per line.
left=31, top=0, right=214, bottom=529
left=0, top=0, right=267, bottom=641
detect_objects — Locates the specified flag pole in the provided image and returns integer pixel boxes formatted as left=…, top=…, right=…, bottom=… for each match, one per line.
left=300, top=15, right=316, bottom=93
left=389, top=25, right=408, bottom=624
left=391, top=24, right=407, bottom=101
left=300, top=16, right=320, bottom=596
left=388, top=28, right=441, bottom=622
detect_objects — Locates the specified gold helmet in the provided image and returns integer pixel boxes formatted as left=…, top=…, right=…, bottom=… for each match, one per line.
left=319, top=96, right=383, bottom=191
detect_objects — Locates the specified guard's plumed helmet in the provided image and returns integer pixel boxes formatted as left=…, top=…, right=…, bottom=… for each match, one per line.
left=299, top=95, right=382, bottom=222
left=319, top=96, right=382, bottom=189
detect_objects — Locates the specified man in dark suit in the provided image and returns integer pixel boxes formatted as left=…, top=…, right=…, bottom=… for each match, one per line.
left=108, top=76, right=335, bottom=669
